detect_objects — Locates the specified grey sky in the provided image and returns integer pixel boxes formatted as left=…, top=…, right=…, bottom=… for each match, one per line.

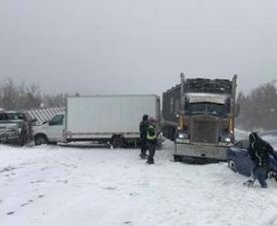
left=0, top=0, right=276, bottom=96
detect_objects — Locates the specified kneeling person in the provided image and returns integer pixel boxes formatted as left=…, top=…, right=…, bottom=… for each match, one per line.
left=246, top=132, right=277, bottom=188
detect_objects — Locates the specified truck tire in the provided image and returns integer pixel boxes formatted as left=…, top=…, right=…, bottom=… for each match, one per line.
left=173, top=155, right=182, bottom=162
left=111, top=135, right=125, bottom=148
left=35, top=135, right=48, bottom=146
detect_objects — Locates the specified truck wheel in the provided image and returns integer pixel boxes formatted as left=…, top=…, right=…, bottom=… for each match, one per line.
left=228, top=160, right=237, bottom=172
left=49, top=141, right=58, bottom=145
left=35, top=135, right=48, bottom=146
left=174, top=155, right=181, bottom=162
left=111, top=136, right=125, bottom=148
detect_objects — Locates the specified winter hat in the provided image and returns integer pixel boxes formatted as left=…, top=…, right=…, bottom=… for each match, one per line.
left=142, top=114, right=149, bottom=121
left=249, top=132, right=258, bottom=142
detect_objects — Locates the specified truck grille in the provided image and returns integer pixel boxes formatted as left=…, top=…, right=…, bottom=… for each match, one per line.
left=191, top=117, right=218, bottom=143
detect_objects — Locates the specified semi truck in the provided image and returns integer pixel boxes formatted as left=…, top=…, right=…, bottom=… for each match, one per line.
left=162, top=74, right=238, bottom=163
left=33, top=95, right=160, bottom=147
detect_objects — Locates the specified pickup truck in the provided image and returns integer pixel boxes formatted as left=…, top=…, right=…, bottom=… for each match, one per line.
left=0, top=111, right=34, bottom=145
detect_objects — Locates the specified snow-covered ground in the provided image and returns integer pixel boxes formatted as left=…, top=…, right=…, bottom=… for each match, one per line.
left=1, top=140, right=277, bottom=226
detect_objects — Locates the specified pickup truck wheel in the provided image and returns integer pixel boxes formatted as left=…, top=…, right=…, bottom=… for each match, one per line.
left=35, top=135, right=48, bottom=146
left=228, top=159, right=237, bottom=172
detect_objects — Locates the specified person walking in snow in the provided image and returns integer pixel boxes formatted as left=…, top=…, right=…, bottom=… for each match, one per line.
left=245, top=132, right=277, bottom=188
left=146, top=119, right=158, bottom=164
left=139, top=114, right=149, bottom=159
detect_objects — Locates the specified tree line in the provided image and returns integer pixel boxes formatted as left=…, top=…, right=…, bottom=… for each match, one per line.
left=236, top=81, right=277, bottom=131
left=1, top=77, right=276, bottom=131
left=0, top=77, right=66, bottom=111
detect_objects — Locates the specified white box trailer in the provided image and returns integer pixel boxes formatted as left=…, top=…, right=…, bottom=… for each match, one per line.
left=33, top=95, right=160, bottom=147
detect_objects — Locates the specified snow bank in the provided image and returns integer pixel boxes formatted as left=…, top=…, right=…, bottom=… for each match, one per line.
left=1, top=141, right=277, bottom=226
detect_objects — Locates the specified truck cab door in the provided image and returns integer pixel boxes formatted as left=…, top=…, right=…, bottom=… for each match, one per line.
left=47, top=114, right=65, bottom=142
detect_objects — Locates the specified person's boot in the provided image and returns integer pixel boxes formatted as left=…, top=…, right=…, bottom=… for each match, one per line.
left=243, top=179, right=254, bottom=187
left=146, top=159, right=154, bottom=164
left=140, top=153, right=147, bottom=159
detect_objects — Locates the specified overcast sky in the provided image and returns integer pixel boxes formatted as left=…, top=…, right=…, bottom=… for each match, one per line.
left=0, top=0, right=276, bottom=96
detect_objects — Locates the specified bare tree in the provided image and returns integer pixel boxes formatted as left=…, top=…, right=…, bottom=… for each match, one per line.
left=0, top=77, right=65, bottom=111
left=237, top=81, right=277, bottom=131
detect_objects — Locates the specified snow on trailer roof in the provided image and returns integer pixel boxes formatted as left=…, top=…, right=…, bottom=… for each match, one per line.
left=185, top=93, right=229, bottom=104
left=163, top=77, right=233, bottom=95
left=185, top=78, right=232, bottom=94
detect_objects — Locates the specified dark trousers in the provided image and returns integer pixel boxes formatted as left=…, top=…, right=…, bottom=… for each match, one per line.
left=140, top=139, right=147, bottom=156
left=253, top=166, right=268, bottom=188
left=147, top=143, right=156, bottom=163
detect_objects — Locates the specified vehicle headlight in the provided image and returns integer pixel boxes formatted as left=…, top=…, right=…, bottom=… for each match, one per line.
left=178, top=133, right=185, bottom=139
left=178, top=132, right=188, bottom=139
left=18, top=127, right=22, bottom=134
left=225, top=137, right=231, bottom=142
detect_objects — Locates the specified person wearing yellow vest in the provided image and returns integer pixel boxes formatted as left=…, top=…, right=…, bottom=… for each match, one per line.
left=146, top=120, right=157, bottom=164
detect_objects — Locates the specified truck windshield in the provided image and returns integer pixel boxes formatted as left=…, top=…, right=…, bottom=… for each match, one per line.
left=8, top=113, right=25, bottom=120
left=186, top=103, right=228, bottom=117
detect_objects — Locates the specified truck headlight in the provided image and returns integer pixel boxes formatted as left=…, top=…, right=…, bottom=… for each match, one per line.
left=178, top=134, right=185, bottom=139
left=225, top=137, right=231, bottom=142
left=178, top=132, right=188, bottom=139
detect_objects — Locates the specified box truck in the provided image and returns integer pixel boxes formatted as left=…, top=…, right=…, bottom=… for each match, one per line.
left=33, top=95, right=160, bottom=147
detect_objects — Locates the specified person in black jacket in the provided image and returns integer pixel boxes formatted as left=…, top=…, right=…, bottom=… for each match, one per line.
left=246, top=132, right=277, bottom=188
left=139, top=114, right=149, bottom=159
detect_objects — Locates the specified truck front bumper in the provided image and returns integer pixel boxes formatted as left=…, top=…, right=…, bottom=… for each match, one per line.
left=174, top=139, right=229, bottom=163
left=0, top=133, right=21, bottom=143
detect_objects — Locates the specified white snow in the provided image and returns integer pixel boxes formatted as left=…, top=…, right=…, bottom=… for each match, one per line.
left=1, top=141, right=277, bottom=226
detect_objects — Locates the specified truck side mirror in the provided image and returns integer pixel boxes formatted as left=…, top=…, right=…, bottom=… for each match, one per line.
left=43, top=120, right=49, bottom=125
